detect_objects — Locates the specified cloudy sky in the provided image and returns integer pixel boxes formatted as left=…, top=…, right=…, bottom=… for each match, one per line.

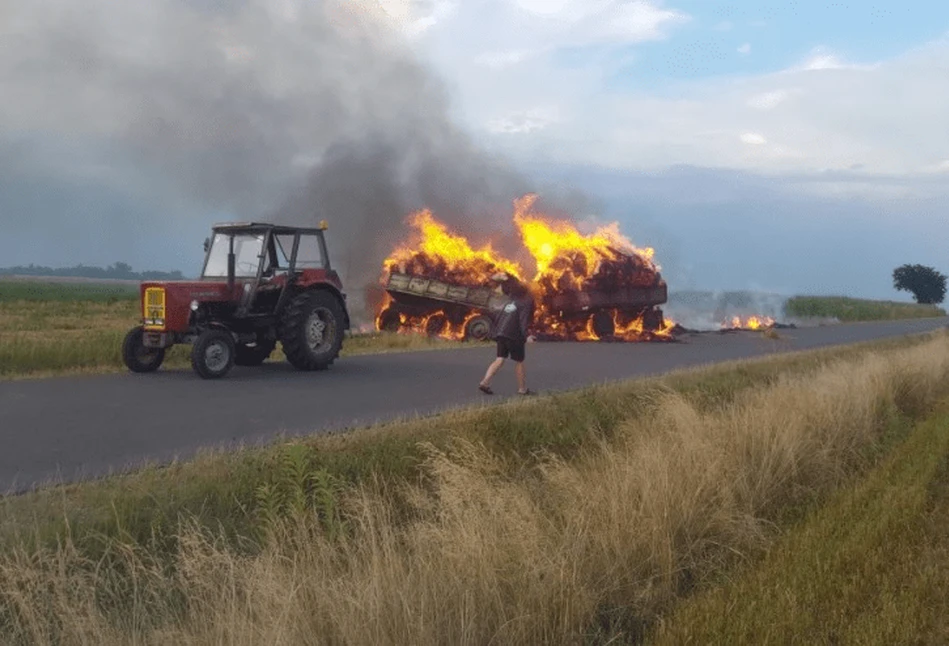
left=2, top=0, right=948, bottom=301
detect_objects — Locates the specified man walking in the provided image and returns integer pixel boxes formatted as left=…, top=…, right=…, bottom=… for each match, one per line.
left=479, top=273, right=536, bottom=396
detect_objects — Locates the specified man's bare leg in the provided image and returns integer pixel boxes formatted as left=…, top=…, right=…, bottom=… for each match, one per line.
left=481, top=357, right=505, bottom=387
left=515, top=361, right=527, bottom=393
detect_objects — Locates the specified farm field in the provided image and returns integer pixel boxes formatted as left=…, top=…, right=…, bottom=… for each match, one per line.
left=1, top=328, right=948, bottom=644
left=784, top=295, right=945, bottom=322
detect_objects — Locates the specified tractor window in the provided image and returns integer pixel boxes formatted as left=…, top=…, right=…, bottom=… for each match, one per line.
left=274, top=235, right=293, bottom=268
left=295, top=234, right=324, bottom=269
left=202, top=233, right=265, bottom=278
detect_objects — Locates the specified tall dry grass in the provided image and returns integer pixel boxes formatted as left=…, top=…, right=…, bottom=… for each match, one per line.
left=3, top=334, right=949, bottom=645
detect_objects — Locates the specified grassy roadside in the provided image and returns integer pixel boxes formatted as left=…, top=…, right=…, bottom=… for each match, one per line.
left=1, top=330, right=948, bottom=644
left=649, top=402, right=949, bottom=645
left=0, top=295, right=474, bottom=380
left=786, top=295, right=946, bottom=322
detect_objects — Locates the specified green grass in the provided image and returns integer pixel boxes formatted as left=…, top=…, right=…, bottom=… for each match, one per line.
left=0, top=280, right=139, bottom=303
left=1, top=330, right=947, bottom=644
left=786, top=295, right=946, bottom=322
left=0, top=331, right=939, bottom=554
left=648, top=401, right=949, bottom=645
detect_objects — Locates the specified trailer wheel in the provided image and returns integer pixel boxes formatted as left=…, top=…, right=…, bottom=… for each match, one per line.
left=590, top=311, right=615, bottom=339
left=642, top=308, right=665, bottom=332
left=191, top=329, right=236, bottom=379
left=425, top=313, right=448, bottom=337
left=464, top=315, right=493, bottom=342
left=377, top=307, right=402, bottom=333
left=122, top=326, right=165, bottom=373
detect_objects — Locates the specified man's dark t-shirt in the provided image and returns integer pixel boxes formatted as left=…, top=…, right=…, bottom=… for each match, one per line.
left=493, top=291, right=535, bottom=344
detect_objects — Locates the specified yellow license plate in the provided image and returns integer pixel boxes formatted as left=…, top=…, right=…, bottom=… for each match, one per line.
left=144, top=287, right=166, bottom=329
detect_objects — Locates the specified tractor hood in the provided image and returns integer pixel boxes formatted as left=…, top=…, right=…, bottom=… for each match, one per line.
left=140, top=280, right=243, bottom=302
left=137, top=280, right=247, bottom=333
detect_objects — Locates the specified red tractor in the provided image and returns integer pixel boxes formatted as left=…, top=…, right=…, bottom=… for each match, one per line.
left=122, top=221, right=350, bottom=379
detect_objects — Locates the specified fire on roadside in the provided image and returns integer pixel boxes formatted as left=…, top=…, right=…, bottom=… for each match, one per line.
left=376, top=209, right=521, bottom=340
left=376, top=195, right=677, bottom=342
left=723, top=315, right=776, bottom=330
left=512, top=194, right=675, bottom=342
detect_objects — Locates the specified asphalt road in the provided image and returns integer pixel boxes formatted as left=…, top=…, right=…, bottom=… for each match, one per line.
left=2, top=317, right=947, bottom=494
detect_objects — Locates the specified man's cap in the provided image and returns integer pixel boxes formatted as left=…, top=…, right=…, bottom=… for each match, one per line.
left=490, top=272, right=510, bottom=282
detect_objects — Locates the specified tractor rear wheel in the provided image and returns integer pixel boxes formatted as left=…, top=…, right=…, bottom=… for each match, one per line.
left=191, top=329, right=236, bottom=379
left=279, top=290, right=345, bottom=371
left=235, top=337, right=276, bottom=366
left=464, top=315, right=493, bottom=342
left=122, top=326, right=165, bottom=373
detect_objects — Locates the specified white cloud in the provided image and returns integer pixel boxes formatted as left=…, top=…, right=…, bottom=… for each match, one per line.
left=740, top=132, right=767, bottom=145
left=375, top=0, right=456, bottom=39
left=737, top=43, right=751, bottom=55
left=475, top=49, right=537, bottom=69
left=747, top=89, right=791, bottom=110
left=467, top=31, right=949, bottom=185
left=486, top=107, right=562, bottom=134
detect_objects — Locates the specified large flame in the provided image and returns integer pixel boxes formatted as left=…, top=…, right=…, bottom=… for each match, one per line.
left=384, top=209, right=522, bottom=284
left=376, top=196, right=676, bottom=343
left=512, top=194, right=673, bottom=342
left=513, top=194, right=656, bottom=283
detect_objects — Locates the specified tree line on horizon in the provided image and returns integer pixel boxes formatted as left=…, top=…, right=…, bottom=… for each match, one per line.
left=0, top=261, right=185, bottom=281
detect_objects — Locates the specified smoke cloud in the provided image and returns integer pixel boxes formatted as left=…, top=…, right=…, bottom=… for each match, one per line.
left=1, top=0, right=597, bottom=323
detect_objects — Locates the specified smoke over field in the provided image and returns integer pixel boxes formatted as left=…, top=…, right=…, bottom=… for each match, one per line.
left=1, top=0, right=595, bottom=323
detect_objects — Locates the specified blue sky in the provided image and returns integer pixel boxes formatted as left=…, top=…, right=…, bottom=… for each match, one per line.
left=600, top=1, right=949, bottom=87
left=2, top=0, right=948, bottom=302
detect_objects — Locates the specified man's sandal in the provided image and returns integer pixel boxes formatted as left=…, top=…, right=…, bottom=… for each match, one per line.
left=518, top=389, right=536, bottom=396
left=479, top=384, right=494, bottom=395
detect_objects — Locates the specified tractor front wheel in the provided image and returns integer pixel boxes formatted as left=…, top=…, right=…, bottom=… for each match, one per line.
left=191, top=329, right=236, bottom=379
left=122, top=327, right=165, bottom=373
left=279, top=290, right=345, bottom=371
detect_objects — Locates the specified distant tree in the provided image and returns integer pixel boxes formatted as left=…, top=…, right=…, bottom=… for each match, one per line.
left=892, top=264, right=947, bottom=304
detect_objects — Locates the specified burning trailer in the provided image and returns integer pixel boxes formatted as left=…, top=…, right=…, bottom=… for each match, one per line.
left=375, top=195, right=676, bottom=342
left=377, top=272, right=512, bottom=341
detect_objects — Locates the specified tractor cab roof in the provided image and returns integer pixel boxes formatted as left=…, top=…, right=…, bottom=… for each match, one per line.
left=210, top=221, right=328, bottom=235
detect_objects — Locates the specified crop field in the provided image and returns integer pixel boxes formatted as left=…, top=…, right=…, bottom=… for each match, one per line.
left=785, top=295, right=946, bottom=322
left=1, top=329, right=948, bottom=644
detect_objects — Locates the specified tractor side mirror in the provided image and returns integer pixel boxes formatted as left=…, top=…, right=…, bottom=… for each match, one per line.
left=203, top=237, right=211, bottom=253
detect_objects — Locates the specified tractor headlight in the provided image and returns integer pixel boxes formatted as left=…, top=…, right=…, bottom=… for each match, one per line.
left=190, top=300, right=199, bottom=311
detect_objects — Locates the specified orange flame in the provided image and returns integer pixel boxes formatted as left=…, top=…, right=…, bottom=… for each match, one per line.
left=383, top=209, right=522, bottom=284
left=512, top=194, right=673, bottom=341
left=513, top=194, right=656, bottom=286
left=376, top=195, right=676, bottom=343
left=724, top=315, right=776, bottom=330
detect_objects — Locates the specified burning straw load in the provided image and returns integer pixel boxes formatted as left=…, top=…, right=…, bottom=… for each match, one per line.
left=376, top=194, right=677, bottom=343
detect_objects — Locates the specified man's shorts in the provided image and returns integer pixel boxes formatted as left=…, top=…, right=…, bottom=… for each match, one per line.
left=496, top=337, right=526, bottom=363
